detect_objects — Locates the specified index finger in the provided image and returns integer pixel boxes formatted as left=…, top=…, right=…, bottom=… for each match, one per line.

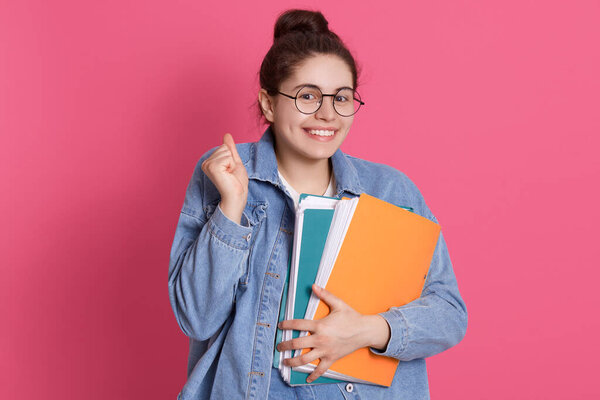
left=312, top=284, right=345, bottom=311
left=223, top=133, right=242, bottom=164
left=278, top=319, right=316, bottom=332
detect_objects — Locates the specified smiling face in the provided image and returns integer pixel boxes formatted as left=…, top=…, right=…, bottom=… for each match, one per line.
left=259, top=54, right=355, bottom=165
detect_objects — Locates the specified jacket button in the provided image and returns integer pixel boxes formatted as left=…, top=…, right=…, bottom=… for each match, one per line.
left=345, top=383, right=354, bottom=392
left=245, top=233, right=252, bottom=241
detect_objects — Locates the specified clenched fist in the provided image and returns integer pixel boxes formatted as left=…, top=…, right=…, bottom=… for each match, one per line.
left=201, top=133, right=249, bottom=225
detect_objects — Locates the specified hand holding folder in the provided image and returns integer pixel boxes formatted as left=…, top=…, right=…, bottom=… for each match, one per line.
left=278, top=282, right=393, bottom=383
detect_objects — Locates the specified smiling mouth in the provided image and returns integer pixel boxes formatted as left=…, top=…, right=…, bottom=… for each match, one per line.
left=304, top=128, right=336, bottom=137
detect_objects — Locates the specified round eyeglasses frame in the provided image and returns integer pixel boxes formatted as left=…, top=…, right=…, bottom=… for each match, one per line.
left=277, top=85, right=365, bottom=117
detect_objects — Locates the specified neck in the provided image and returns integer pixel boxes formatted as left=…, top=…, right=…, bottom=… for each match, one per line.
left=275, top=145, right=332, bottom=196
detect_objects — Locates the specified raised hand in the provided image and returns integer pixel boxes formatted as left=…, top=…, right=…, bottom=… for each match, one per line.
left=276, top=284, right=391, bottom=383
left=201, top=133, right=249, bottom=224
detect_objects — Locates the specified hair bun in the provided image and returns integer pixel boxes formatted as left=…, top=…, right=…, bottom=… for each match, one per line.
left=273, top=9, right=330, bottom=41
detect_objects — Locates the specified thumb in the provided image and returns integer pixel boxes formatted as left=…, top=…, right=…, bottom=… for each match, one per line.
left=223, top=133, right=243, bottom=165
left=312, top=284, right=344, bottom=311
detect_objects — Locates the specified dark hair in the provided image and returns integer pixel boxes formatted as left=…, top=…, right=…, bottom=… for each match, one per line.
left=258, top=9, right=360, bottom=121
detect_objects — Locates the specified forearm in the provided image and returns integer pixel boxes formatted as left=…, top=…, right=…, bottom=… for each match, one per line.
left=358, top=314, right=391, bottom=351
left=373, top=291, right=467, bottom=361
left=168, top=204, right=252, bottom=341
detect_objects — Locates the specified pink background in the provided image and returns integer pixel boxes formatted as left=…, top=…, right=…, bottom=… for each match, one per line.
left=2, top=0, right=599, bottom=398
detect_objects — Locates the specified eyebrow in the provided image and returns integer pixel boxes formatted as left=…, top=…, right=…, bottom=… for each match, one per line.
left=290, top=83, right=354, bottom=92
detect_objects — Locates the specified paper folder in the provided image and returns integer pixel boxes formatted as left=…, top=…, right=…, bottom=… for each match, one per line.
left=275, top=195, right=348, bottom=384
left=300, top=193, right=441, bottom=386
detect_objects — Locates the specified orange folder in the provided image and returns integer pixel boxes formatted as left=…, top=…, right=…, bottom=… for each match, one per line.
left=301, top=193, right=441, bottom=386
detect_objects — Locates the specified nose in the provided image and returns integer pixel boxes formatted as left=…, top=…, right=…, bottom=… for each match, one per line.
left=314, top=96, right=336, bottom=121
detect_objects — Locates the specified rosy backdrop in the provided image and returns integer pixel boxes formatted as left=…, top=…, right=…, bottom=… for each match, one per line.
left=2, top=0, right=599, bottom=398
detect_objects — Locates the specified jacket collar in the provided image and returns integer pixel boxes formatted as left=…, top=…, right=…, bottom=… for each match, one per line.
left=246, top=126, right=363, bottom=197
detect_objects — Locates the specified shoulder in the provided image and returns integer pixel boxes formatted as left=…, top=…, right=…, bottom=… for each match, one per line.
left=343, top=153, right=437, bottom=222
left=344, top=153, right=407, bottom=183
left=343, top=152, right=417, bottom=194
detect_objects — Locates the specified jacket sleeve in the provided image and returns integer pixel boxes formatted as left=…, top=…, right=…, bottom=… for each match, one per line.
left=168, top=155, right=253, bottom=341
left=369, top=194, right=468, bottom=361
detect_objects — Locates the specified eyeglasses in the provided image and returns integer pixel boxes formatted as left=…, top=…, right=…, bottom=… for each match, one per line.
left=277, top=85, right=365, bottom=117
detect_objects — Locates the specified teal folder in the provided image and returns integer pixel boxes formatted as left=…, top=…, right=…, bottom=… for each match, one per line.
left=273, top=195, right=346, bottom=385
left=290, top=208, right=341, bottom=385
left=293, top=208, right=334, bottom=331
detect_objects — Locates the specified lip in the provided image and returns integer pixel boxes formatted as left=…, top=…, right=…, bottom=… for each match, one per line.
left=302, top=127, right=338, bottom=142
left=303, top=127, right=337, bottom=131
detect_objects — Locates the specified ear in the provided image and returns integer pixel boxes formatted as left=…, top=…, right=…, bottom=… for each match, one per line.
left=258, top=89, right=275, bottom=123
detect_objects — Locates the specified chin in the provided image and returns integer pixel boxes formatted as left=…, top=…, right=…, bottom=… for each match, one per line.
left=303, top=148, right=337, bottom=161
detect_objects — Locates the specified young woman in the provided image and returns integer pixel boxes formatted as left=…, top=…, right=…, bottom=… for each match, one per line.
left=168, top=9, right=467, bottom=399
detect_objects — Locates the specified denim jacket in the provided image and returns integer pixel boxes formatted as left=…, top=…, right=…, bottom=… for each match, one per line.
left=168, top=126, right=467, bottom=400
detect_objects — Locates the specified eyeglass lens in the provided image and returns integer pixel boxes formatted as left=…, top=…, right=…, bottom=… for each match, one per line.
left=295, top=86, right=362, bottom=116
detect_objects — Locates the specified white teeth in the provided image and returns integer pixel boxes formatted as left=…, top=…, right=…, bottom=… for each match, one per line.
left=307, top=129, right=335, bottom=136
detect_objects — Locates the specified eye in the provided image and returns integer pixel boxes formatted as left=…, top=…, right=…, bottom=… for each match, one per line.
left=335, top=95, right=349, bottom=103
left=300, top=93, right=316, bottom=100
